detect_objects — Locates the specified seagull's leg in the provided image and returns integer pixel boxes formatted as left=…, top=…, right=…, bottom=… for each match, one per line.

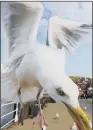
left=36, top=88, right=42, bottom=114
left=17, top=88, right=24, bottom=126
left=36, top=89, right=48, bottom=127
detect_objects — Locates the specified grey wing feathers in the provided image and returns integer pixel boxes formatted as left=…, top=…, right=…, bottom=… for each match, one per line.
left=3, top=55, right=25, bottom=72
left=48, top=16, right=92, bottom=53
left=1, top=2, right=44, bottom=56
left=60, top=24, right=91, bottom=52
left=1, top=3, right=29, bottom=54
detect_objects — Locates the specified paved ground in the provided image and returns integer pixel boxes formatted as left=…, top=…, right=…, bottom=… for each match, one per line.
left=79, top=99, right=92, bottom=115
left=8, top=100, right=92, bottom=130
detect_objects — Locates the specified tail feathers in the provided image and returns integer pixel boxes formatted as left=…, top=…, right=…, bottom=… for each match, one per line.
left=1, top=71, right=19, bottom=103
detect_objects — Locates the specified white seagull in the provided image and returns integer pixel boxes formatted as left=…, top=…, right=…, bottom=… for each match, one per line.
left=71, top=122, right=77, bottom=130
left=1, top=2, right=92, bottom=130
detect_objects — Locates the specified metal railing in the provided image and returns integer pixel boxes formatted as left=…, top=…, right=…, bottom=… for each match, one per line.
left=1, top=102, right=18, bottom=129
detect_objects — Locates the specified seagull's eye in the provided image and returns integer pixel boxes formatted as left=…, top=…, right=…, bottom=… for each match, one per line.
left=56, top=87, right=65, bottom=96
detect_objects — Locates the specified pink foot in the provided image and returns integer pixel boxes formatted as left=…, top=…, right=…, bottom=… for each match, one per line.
left=42, top=115, right=48, bottom=127
left=35, top=111, right=48, bottom=127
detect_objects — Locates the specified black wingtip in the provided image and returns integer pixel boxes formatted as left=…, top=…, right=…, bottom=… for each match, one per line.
left=80, top=24, right=92, bottom=29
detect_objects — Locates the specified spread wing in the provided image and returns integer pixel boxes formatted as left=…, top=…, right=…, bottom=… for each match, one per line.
left=47, top=16, right=92, bottom=54
left=1, top=2, right=43, bottom=57
left=1, top=2, right=44, bottom=70
left=1, top=2, right=45, bottom=104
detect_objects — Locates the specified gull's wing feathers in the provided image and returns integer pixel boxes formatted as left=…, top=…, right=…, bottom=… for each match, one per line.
left=47, top=16, right=92, bottom=53
left=1, top=71, right=19, bottom=103
left=1, top=2, right=44, bottom=56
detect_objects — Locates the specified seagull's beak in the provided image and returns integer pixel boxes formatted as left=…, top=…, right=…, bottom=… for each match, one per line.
left=64, top=103, right=91, bottom=130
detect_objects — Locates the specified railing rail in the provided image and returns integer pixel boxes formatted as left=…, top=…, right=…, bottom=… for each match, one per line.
left=1, top=102, right=18, bottom=129
left=1, top=119, right=15, bottom=129
left=1, top=110, right=17, bottom=119
left=1, top=102, right=16, bottom=107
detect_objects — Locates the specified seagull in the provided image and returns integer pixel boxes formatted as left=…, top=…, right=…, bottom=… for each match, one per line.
left=89, top=120, right=92, bottom=128
left=70, top=122, right=77, bottom=130
left=1, top=2, right=92, bottom=130
left=54, top=113, right=59, bottom=120
left=56, top=113, right=59, bottom=119
left=84, top=106, right=87, bottom=110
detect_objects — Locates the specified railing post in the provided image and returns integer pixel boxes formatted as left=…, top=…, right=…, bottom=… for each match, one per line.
left=13, top=103, right=16, bottom=120
left=14, top=103, right=18, bottom=122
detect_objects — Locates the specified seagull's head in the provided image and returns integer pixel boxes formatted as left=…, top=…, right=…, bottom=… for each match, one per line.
left=46, top=82, right=91, bottom=130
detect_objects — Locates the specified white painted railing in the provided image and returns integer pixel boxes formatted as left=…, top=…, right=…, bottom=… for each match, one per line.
left=1, top=102, right=18, bottom=129
left=1, top=102, right=16, bottom=107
